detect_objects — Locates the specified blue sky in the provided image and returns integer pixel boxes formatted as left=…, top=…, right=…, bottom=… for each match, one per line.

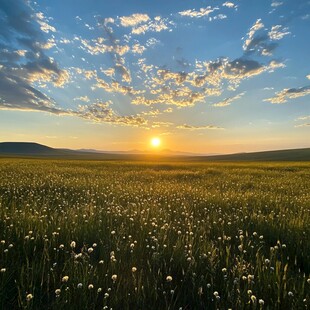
left=0, top=0, right=309, bottom=153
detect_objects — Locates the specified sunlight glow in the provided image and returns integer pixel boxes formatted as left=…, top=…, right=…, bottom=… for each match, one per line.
left=151, top=137, right=161, bottom=148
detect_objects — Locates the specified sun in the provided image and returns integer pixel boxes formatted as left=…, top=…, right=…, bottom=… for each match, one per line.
left=151, top=137, right=161, bottom=148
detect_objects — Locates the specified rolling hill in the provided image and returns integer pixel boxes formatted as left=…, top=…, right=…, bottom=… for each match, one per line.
left=0, top=142, right=309, bottom=161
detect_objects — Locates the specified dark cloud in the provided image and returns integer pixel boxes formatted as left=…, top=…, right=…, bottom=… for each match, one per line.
left=0, top=0, right=69, bottom=112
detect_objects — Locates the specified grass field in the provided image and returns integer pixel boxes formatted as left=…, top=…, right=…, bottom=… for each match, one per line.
left=0, top=159, right=309, bottom=309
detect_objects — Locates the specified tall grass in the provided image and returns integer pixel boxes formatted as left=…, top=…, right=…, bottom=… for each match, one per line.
left=0, top=159, right=309, bottom=309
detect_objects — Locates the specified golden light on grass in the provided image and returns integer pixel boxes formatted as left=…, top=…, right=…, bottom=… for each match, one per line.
left=150, top=137, right=161, bottom=148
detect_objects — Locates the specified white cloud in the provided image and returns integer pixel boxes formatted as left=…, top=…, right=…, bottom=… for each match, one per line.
left=222, top=2, right=237, bottom=9
left=132, top=43, right=146, bottom=54
left=271, top=1, right=283, bottom=7
left=36, top=12, right=56, bottom=33
left=177, top=124, right=224, bottom=130
left=74, top=96, right=90, bottom=102
left=213, top=92, right=245, bottom=107
left=179, top=6, right=218, bottom=18
left=120, top=13, right=150, bottom=27
left=243, top=19, right=264, bottom=51
left=264, top=86, right=310, bottom=104
left=268, top=25, right=290, bottom=40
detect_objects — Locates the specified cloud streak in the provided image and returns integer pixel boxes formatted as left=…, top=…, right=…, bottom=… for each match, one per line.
left=265, top=86, right=310, bottom=104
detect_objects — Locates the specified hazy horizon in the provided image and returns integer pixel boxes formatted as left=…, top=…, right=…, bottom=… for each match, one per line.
left=0, top=0, right=309, bottom=153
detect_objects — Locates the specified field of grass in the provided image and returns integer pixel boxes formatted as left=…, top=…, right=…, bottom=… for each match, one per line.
left=0, top=159, right=309, bottom=309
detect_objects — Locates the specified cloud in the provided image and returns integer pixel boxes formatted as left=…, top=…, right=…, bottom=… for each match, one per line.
left=74, top=96, right=90, bottom=102
left=132, top=43, right=146, bottom=54
left=0, top=0, right=69, bottom=112
left=243, top=19, right=289, bottom=56
left=222, top=2, right=237, bottom=9
left=79, top=37, right=129, bottom=56
left=268, top=25, right=290, bottom=40
left=264, top=86, right=310, bottom=104
left=120, top=13, right=150, bottom=27
left=213, top=92, right=245, bottom=107
left=176, top=124, right=224, bottom=130
left=35, top=12, right=56, bottom=33
left=118, top=14, right=171, bottom=35
left=271, top=1, right=283, bottom=7
left=77, top=102, right=147, bottom=127
left=243, top=19, right=265, bottom=51
left=179, top=6, right=218, bottom=18
left=0, top=71, right=64, bottom=114
left=296, top=115, right=310, bottom=121
left=295, top=123, right=310, bottom=128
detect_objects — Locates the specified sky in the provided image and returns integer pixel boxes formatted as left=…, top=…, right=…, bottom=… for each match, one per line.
left=0, top=0, right=309, bottom=153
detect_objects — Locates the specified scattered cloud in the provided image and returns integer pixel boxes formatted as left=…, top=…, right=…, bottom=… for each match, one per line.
left=132, top=43, right=146, bottom=54
left=222, top=2, right=237, bottom=9
left=120, top=13, right=150, bottom=27
left=243, top=19, right=264, bottom=51
left=295, top=123, right=310, bottom=128
left=264, top=86, right=310, bottom=104
left=0, top=0, right=70, bottom=114
left=74, top=96, right=90, bottom=102
left=177, top=124, right=224, bottom=130
left=119, top=14, right=171, bottom=35
left=76, top=102, right=148, bottom=126
left=296, top=115, right=310, bottom=121
left=268, top=25, right=290, bottom=40
left=213, top=92, right=245, bottom=107
left=179, top=6, right=218, bottom=18
left=271, top=1, right=283, bottom=7
left=36, top=12, right=56, bottom=33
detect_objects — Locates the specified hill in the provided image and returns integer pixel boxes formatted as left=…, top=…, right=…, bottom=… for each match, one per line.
left=191, top=148, right=310, bottom=161
left=0, top=142, right=309, bottom=161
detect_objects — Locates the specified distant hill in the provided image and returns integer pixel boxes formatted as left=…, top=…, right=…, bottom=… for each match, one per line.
left=0, top=142, right=309, bottom=161
left=0, top=142, right=59, bottom=154
left=191, top=148, right=310, bottom=161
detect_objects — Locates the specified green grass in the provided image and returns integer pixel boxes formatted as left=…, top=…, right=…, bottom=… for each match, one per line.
left=0, top=159, right=309, bottom=309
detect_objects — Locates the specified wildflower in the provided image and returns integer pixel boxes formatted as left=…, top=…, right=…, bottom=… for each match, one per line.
left=88, top=284, right=94, bottom=290
left=132, top=267, right=137, bottom=273
left=307, top=278, right=310, bottom=284
left=259, top=299, right=264, bottom=305
left=70, top=241, right=76, bottom=248
left=55, top=289, right=61, bottom=296
left=77, top=283, right=83, bottom=289
left=111, top=274, right=117, bottom=282
left=213, top=291, right=219, bottom=297
left=99, top=260, right=104, bottom=264
left=0, top=268, right=6, bottom=273
left=62, top=276, right=69, bottom=282
left=166, top=276, right=173, bottom=282
left=288, top=291, right=294, bottom=297
left=26, top=294, right=33, bottom=301
left=88, top=247, right=94, bottom=254
left=251, top=295, right=257, bottom=303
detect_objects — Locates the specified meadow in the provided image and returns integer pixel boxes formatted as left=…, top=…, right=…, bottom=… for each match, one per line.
left=0, top=158, right=309, bottom=309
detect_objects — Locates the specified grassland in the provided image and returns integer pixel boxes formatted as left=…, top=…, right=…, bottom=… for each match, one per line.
left=0, top=159, right=309, bottom=309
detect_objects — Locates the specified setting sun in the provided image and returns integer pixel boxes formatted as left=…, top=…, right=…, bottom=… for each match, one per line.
left=151, top=137, right=161, bottom=148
